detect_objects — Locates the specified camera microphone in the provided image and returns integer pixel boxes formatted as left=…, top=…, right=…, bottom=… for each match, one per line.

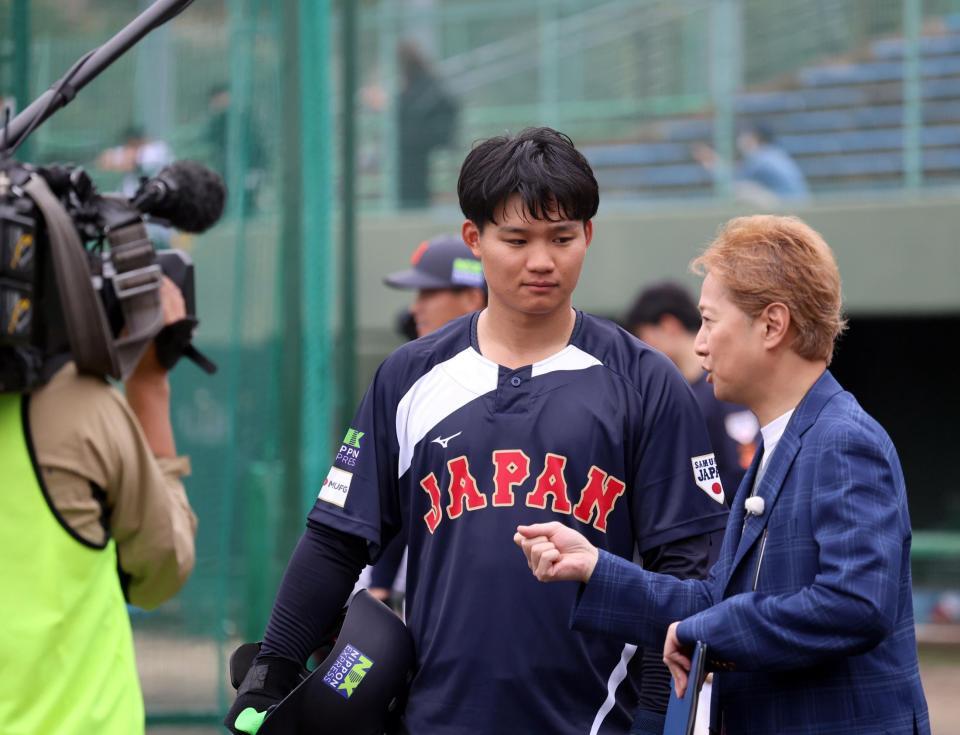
left=131, top=160, right=226, bottom=233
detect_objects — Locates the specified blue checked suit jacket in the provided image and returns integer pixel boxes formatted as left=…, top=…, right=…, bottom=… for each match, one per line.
left=572, top=371, right=929, bottom=735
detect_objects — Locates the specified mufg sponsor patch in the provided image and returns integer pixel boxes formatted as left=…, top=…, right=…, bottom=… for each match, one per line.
left=319, top=466, right=353, bottom=508
left=323, top=644, right=375, bottom=699
left=691, top=453, right=725, bottom=504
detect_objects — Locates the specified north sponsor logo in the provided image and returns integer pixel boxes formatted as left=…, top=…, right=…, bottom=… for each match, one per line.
left=322, top=644, right=374, bottom=699
left=318, top=466, right=353, bottom=508
left=691, top=453, right=725, bottom=504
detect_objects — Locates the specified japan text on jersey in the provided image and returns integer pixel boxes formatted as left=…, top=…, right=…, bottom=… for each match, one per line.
left=310, top=311, right=728, bottom=735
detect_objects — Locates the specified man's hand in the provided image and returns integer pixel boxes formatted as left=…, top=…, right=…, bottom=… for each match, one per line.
left=513, top=522, right=599, bottom=583
left=128, top=276, right=187, bottom=382
left=663, top=621, right=693, bottom=698
left=125, top=276, right=186, bottom=459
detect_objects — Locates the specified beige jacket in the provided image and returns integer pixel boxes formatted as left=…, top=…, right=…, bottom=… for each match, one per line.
left=27, top=362, right=197, bottom=609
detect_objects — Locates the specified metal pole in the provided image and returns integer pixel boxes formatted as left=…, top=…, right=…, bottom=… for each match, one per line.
left=279, top=0, right=305, bottom=537
left=11, top=0, right=31, bottom=160
left=710, top=0, right=739, bottom=200
left=338, top=0, right=359, bottom=433
left=539, top=0, right=560, bottom=129
left=299, top=0, right=334, bottom=511
left=903, top=0, right=923, bottom=191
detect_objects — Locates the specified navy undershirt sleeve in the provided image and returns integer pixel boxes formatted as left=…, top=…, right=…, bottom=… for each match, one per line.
left=259, top=520, right=367, bottom=664
left=634, top=529, right=722, bottom=715
left=368, top=526, right=407, bottom=590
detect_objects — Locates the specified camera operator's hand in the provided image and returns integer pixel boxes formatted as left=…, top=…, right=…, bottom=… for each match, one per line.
left=130, top=276, right=187, bottom=380
left=225, top=655, right=305, bottom=735
left=125, top=276, right=185, bottom=459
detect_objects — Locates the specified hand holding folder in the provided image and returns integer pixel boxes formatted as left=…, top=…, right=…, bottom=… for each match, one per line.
left=663, top=641, right=707, bottom=735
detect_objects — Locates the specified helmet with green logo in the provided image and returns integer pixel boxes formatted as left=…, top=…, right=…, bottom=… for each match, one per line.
left=234, top=589, right=416, bottom=735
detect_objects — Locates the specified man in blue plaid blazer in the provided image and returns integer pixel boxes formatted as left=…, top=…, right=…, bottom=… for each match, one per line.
left=516, top=215, right=929, bottom=735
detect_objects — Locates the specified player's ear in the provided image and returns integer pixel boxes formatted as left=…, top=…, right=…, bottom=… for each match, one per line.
left=583, top=220, right=593, bottom=249
left=462, top=220, right=482, bottom=258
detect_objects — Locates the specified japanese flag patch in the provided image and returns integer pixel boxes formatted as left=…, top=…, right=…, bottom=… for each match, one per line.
left=319, top=466, right=353, bottom=508
left=691, top=453, right=725, bottom=504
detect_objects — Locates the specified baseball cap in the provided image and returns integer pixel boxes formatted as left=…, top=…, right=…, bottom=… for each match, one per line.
left=383, top=235, right=485, bottom=290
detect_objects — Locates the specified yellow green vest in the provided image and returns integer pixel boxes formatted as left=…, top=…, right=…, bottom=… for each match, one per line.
left=0, top=392, right=143, bottom=735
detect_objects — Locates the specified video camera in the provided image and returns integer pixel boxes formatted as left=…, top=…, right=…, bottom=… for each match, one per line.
left=0, top=0, right=223, bottom=393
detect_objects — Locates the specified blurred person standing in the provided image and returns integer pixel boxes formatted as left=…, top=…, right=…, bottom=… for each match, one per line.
left=0, top=277, right=198, bottom=735
left=626, top=281, right=758, bottom=495
left=396, top=41, right=460, bottom=209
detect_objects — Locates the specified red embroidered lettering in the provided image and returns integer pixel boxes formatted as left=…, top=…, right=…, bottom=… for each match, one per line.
left=446, top=456, right=488, bottom=519
left=572, top=466, right=626, bottom=532
left=492, top=450, right=531, bottom=506
left=420, top=473, right=443, bottom=533
left=526, top=453, right=572, bottom=514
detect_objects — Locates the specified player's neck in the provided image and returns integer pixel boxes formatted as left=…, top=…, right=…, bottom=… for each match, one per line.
left=476, top=303, right=576, bottom=369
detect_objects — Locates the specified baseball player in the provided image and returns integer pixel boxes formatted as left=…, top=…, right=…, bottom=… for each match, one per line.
left=226, top=127, right=728, bottom=735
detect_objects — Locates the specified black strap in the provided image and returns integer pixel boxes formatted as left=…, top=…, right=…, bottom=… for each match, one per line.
left=23, top=175, right=119, bottom=378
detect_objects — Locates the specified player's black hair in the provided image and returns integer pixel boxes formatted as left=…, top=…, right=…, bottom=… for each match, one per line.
left=457, top=127, right=599, bottom=231
left=625, top=281, right=701, bottom=333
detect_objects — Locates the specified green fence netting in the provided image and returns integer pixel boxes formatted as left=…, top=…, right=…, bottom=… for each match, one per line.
left=2, top=0, right=333, bottom=727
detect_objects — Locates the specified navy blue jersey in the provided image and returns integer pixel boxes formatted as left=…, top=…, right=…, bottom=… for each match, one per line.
left=309, top=311, right=728, bottom=735
left=689, top=373, right=759, bottom=495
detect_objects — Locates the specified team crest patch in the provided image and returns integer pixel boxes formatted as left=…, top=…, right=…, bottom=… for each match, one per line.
left=322, top=644, right=374, bottom=699
left=691, top=453, right=725, bottom=504
left=319, top=466, right=353, bottom=508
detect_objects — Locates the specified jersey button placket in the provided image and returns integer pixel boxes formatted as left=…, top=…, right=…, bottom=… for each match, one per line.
left=510, top=376, right=522, bottom=387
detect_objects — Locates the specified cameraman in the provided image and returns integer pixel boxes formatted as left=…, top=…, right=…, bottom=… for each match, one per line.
left=0, top=276, right=197, bottom=734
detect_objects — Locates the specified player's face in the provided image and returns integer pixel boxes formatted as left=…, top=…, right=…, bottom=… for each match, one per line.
left=411, top=288, right=481, bottom=337
left=694, top=273, right=765, bottom=405
left=463, top=195, right=592, bottom=318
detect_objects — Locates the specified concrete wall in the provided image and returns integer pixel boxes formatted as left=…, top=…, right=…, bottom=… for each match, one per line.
left=356, top=193, right=960, bottom=383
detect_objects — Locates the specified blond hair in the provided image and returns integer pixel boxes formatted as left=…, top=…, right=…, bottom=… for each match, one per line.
left=691, top=215, right=847, bottom=364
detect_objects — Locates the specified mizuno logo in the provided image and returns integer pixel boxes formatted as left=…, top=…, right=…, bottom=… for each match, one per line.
left=432, top=431, right=462, bottom=449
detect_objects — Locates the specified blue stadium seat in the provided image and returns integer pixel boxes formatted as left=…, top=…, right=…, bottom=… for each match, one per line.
left=595, top=163, right=709, bottom=189
left=582, top=142, right=690, bottom=167
left=799, top=56, right=960, bottom=87
left=871, top=34, right=960, bottom=60
left=780, top=125, right=960, bottom=155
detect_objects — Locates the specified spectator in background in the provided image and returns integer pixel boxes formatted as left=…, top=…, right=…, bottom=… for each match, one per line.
left=626, top=281, right=758, bottom=495
left=363, top=234, right=487, bottom=607
left=693, top=123, right=809, bottom=204
left=97, top=125, right=173, bottom=197
left=396, top=41, right=460, bottom=209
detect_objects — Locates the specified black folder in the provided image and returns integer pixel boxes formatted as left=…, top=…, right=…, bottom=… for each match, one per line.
left=662, top=641, right=707, bottom=735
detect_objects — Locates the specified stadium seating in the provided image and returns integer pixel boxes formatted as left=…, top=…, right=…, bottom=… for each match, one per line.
left=582, top=19, right=960, bottom=198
